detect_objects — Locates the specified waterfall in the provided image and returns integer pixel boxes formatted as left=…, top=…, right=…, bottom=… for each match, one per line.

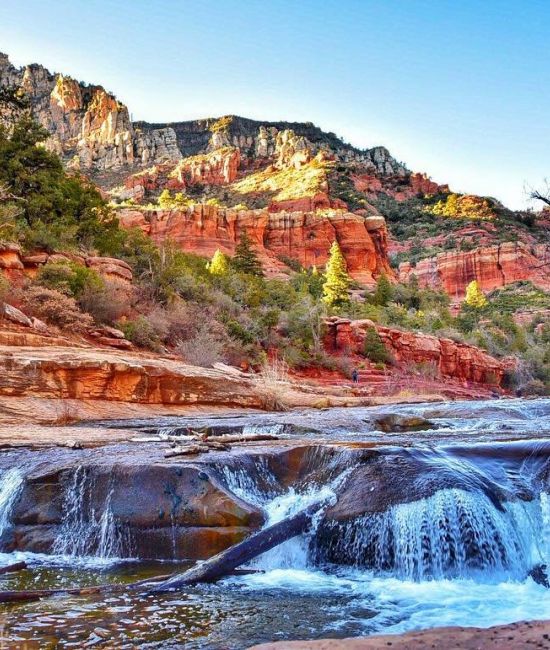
left=315, top=488, right=549, bottom=581
left=0, top=468, right=23, bottom=540
left=53, top=466, right=129, bottom=559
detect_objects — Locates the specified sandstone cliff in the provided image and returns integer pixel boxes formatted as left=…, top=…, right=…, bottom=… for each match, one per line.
left=324, top=317, right=506, bottom=385
left=398, top=242, right=550, bottom=298
left=118, top=205, right=393, bottom=283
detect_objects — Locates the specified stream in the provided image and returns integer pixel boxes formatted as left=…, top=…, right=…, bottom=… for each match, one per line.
left=0, top=398, right=549, bottom=648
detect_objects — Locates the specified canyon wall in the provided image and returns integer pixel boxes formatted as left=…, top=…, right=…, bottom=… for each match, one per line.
left=324, top=317, right=506, bottom=385
left=398, top=242, right=550, bottom=298
left=118, top=205, right=393, bottom=283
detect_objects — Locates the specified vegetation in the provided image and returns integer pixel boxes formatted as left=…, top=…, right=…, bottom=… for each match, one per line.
left=363, top=327, right=392, bottom=364
left=464, top=280, right=488, bottom=309
left=233, top=232, right=264, bottom=277
left=322, top=241, right=351, bottom=310
left=208, top=249, right=230, bottom=276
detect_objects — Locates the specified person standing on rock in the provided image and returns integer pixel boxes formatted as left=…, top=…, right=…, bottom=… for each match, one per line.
left=352, top=368, right=359, bottom=384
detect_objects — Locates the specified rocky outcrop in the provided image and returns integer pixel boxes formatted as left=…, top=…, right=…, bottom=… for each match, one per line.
left=0, top=53, right=180, bottom=171
left=353, top=171, right=449, bottom=201
left=0, top=243, right=133, bottom=286
left=249, top=620, right=550, bottom=649
left=118, top=205, right=393, bottom=283
left=398, top=242, right=550, bottom=298
left=324, top=317, right=506, bottom=385
left=0, top=346, right=265, bottom=408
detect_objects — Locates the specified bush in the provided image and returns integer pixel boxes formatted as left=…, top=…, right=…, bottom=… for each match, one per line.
left=78, top=280, right=131, bottom=325
left=21, top=286, right=93, bottom=331
left=121, top=317, right=162, bottom=351
left=176, top=323, right=226, bottom=367
left=36, top=261, right=103, bottom=298
left=363, top=327, right=393, bottom=364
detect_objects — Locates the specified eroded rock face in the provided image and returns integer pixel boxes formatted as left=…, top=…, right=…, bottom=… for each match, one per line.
left=0, top=346, right=265, bottom=408
left=398, top=242, right=550, bottom=298
left=118, top=205, right=393, bottom=283
left=324, top=317, right=506, bottom=385
left=7, top=458, right=264, bottom=559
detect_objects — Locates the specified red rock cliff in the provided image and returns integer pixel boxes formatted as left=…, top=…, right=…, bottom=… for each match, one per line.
left=324, top=317, right=506, bottom=386
left=398, top=242, right=550, bottom=299
left=118, top=206, right=394, bottom=283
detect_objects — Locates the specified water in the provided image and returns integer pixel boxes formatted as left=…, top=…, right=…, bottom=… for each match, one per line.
left=53, top=466, right=130, bottom=561
left=0, top=399, right=549, bottom=647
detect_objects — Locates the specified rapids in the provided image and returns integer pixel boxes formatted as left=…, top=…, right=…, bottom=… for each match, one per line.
left=0, top=398, right=549, bottom=648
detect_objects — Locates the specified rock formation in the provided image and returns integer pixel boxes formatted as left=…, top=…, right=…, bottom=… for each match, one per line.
left=118, top=205, right=393, bottom=283
left=398, top=242, right=550, bottom=298
left=324, top=317, right=506, bottom=385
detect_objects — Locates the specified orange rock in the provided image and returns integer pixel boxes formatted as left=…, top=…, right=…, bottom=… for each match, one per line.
left=117, top=205, right=394, bottom=284
left=324, top=317, right=506, bottom=386
left=399, top=242, right=550, bottom=298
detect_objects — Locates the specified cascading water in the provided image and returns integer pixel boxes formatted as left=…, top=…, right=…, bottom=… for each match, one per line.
left=0, top=468, right=23, bottom=540
left=314, top=488, right=549, bottom=581
left=53, top=466, right=129, bottom=559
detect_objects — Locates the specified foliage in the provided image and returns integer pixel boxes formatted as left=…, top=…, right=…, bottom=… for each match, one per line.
left=36, top=261, right=103, bottom=298
left=20, top=286, right=93, bottom=331
left=322, top=241, right=350, bottom=310
left=120, top=317, right=162, bottom=351
left=464, top=280, right=488, bottom=309
left=233, top=231, right=264, bottom=277
left=370, top=274, right=393, bottom=306
left=0, top=114, right=119, bottom=253
left=363, top=327, right=393, bottom=364
left=208, top=249, right=230, bottom=276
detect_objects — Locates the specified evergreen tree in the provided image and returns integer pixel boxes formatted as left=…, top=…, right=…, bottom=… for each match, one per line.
left=372, top=273, right=393, bottom=306
left=363, top=327, right=392, bottom=364
left=233, top=231, right=264, bottom=277
left=208, top=248, right=229, bottom=276
left=464, top=280, right=487, bottom=309
left=322, top=241, right=350, bottom=310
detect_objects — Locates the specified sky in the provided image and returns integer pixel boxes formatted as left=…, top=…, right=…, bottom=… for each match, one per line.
left=0, top=0, right=548, bottom=209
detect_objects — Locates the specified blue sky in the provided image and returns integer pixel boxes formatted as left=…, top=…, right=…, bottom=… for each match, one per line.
left=1, top=0, right=548, bottom=209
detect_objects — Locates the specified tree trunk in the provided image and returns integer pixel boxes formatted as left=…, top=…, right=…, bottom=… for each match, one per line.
left=149, top=499, right=326, bottom=592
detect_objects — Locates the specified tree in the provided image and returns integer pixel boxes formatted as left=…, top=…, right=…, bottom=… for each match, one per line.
left=372, top=273, right=393, bottom=306
left=208, top=248, right=229, bottom=276
left=0, top=113, right=119, bottom=253
left=233, top=231, right=264, bottom=277
left=322, top=241, right=350, bottom=310
left=464, top=280, right=487, bottom=309
left=158, top=189, right=173, bottom=209
left=363, top=327, right=392, bottom=364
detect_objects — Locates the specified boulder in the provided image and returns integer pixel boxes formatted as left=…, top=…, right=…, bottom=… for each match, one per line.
left=0, top=303, right=32, bottom=327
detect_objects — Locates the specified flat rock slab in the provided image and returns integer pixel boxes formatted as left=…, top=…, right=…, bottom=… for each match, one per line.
left=248, top=620, right=550, bottom=649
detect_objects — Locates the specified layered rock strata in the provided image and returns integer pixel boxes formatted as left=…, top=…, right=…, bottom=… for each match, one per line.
left=118, top=206, right=393, bottom=283
left=324, top=317, right=506, bottom=385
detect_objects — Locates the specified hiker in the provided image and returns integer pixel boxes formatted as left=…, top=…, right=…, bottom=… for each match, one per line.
left=352, top=368, right=359, bottom=384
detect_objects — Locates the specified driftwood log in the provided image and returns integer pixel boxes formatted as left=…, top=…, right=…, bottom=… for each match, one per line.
left=0, top=499, right=327, bottom=603
left=0, top=561, right=27, bottom=575
left=148, top=498, right=327, bottom=592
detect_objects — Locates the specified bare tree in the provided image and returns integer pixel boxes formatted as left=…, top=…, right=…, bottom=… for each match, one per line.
left=528, top=179, right=550, bottom=207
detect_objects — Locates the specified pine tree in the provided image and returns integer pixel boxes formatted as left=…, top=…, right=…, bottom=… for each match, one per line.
left=208, top=248, right=229, bottom=276
left=464, top=280, right=487, bottom=309
left=372, top=273, right=393, bottom=306
left=322, top=241, right=350, bottom=310
left=233, top=231, right=264, bottom=277
left=363, top=327, right=392, bottom=364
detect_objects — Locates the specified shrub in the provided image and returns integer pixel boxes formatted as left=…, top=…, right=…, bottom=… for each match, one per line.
left=121, top=317, right=162, bottom=351
left=36, top=261, right=103, bottom=298
left=21, top=286, right=93, bottom=331
left=363, top=327, right=393, bottom=364
left=176, top=323, right=226, bottom=367
left=78, top=280, right=131, bottom=325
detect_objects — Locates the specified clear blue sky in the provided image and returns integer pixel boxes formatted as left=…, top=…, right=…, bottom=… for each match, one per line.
left=1, top=0, right=548, bottom=209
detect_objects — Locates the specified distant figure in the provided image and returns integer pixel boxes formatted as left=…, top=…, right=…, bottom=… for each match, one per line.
left=352, top=368, right=359, bottom=384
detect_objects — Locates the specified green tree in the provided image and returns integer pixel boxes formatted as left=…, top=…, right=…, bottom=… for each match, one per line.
left=208, top=248, right=229, bottom=276
left=322, top=241, right=350, bottom=310
left=0, top=113, right=119, bottom=253
left=464, top=280, right=487, bottom=309
left=233, top=231, right=264, bottom=277
left=372, top=273, right=393, bottom=306
left=363, top=327, right=392, bottom=364
left=158, top=189, right=173, bottom=209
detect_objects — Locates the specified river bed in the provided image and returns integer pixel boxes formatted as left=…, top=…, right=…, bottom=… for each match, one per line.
left=0, top=398, right=549, bottom=648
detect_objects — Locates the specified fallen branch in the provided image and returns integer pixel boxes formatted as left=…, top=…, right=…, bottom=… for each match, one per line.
left=148, top=498, right=328, bottom=592
left=0, top=561, right=27, bottom=575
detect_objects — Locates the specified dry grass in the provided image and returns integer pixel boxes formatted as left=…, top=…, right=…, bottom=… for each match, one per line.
left=258, top=358, right=290, bottom=411
left=51, top=401, right=81, bottom=426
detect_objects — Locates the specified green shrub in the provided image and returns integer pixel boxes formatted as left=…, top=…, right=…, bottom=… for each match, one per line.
left=363, top=327, right=393, bottom=364
left=121, top=317, right=162, bottom=351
